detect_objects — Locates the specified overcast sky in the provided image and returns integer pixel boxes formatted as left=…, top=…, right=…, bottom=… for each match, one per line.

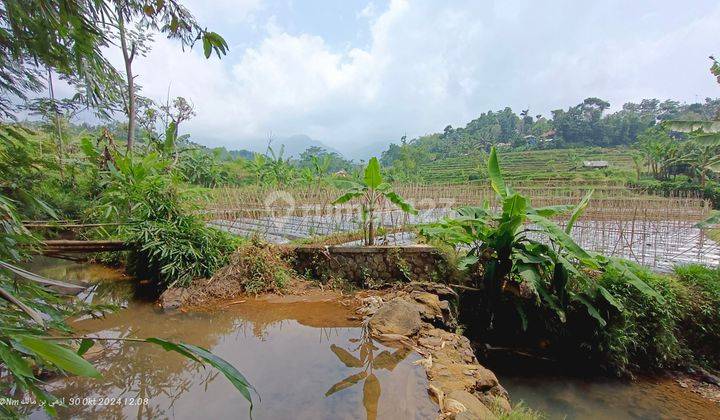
left=85, top=0, right=720, bottom=152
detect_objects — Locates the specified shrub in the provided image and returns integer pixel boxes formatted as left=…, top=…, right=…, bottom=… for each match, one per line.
left=674, top=264, right=720, bottom=366
left=94, top=152, right=240, bottom=288
left=595, top=263, right=688, bottom=373
left=125, top=214, right=239, bottom=287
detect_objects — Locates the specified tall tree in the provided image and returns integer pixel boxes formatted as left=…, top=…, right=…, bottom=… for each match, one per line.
left=0, top=0, right=228, bottom=123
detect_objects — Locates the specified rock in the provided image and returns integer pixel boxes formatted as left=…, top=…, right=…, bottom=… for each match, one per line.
left=411, top=291, right=443, bottom=321
left=418, top=336, right=444, bottom=349
left=697, top=367, right=720, bottom=386
left=406, top=281, right=459, bottom=302
left=473, top=366, right=500, bottom=391
left=443, top=398, right=466, bottom=414
left=368, top=298, right=422, bottom=336
left=158, top=287, right=188, bottom=310
left=477, top=386, right=511, bottom=414
left=357, top=296, right=383, bottom=316
left=446, top=390, right=497, bottom=420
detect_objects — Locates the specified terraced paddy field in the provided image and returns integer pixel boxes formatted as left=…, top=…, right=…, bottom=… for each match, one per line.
left=416, top=147, right=636, bottom=183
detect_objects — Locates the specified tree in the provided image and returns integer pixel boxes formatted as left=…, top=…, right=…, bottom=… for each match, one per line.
left=637, top=126, right=677, bottom=179
left=1, top=1, right=228, bottom=122
left=332, top=157, right=417, bottom=245
left=112, top=18, right=153, bottom=152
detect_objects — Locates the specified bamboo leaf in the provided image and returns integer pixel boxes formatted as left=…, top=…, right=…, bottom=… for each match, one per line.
left=0, top=342, right=33, bottom=378
left=0, top=261, right=86, bottom=295
left=15, top=336, right=101, bottom=378
left=145, top=338, right=254, bottom=407
left=363, top=373, right=380, bottom=419
left=0, top=286, right=45, bottom=325
left=606, top=259, right=665, bottom=303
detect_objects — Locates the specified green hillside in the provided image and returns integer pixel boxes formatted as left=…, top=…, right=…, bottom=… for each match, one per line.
left=417, top=147, right=635, bottom=184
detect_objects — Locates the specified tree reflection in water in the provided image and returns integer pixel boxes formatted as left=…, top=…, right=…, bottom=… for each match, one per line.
left=325, top=326, right=412, bottom=420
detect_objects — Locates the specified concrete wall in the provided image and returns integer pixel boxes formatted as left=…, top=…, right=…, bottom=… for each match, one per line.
left=289, top=245, right=454, bottom=287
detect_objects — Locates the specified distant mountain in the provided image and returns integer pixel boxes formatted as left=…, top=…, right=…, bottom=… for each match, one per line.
left=344, top=139, right=394, bottom=161
left=273, top=134, right=343, bottom=158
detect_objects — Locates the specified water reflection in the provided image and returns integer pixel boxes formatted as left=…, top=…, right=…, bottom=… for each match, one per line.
left=26, top=257, right=437, bottom=419
left=326, top=327, right=413, bottom=420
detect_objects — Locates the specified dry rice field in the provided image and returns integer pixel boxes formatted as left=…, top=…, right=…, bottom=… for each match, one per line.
left=202, top=183, right=718, bottom=272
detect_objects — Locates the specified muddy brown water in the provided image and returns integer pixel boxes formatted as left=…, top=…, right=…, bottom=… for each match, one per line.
left=22, top=257, right=720, bottom=419
left=24, top=257, right=436, bottom=419
left=500, top=374, right=720, bottom=420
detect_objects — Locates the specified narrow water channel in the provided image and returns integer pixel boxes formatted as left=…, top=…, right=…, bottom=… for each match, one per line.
left=24, top=257, right=436, bottom=419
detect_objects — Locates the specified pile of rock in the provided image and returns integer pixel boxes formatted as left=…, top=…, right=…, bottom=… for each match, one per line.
left=359, top=283, right=510, bottom=419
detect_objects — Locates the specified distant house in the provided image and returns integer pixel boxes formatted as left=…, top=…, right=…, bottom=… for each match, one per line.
left=583, top=160, right=609, bottom=169
left=333, top=169, right=349, bottom=177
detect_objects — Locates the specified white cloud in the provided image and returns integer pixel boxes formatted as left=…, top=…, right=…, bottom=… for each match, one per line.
left=97, top=0, right=720, bottom=153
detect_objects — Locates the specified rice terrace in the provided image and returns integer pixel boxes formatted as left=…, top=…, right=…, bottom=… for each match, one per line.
left=2, top=2, right=720, bottom=420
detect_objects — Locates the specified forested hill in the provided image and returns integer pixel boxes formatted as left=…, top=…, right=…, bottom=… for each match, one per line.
left=381, top=97, right=720, bottom=166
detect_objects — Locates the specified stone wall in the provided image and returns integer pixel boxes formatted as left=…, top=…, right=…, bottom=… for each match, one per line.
left=289, top=245, right=455, bottom=286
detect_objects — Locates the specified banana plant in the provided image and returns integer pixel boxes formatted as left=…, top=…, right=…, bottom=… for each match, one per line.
left=332, top=157, right=417, bottom=245
left=419, top=147, right=662, bottom=328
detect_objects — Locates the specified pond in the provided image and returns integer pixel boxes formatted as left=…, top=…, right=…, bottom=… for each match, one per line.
left=24, top=257, right=437, bottom=419
left=22, top=257, right=720, bottom=419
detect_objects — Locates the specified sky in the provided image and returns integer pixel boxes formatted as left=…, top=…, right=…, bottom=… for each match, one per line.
left=62, top=0, right=720, bottom=155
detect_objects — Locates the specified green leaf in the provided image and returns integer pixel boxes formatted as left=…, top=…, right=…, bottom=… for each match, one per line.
left=606, top=259, right=665, bottom=303
left=527, top=214, right=596, bottom=268
left=694, top=211, right=720, bottom=229
left=458, top=255, right=479, bottom=270
left=77, top=339, right=94, bottom=356
left=383, top=191, right=417, bottom=214
left=566, top=189, right=593, bottom=234
left=145, top=338, right=254, bottom=407
left=0, top=342, right=33, bottom=378
left=514, top=301, right=528, bottom=331
left=332, top=191, right=364, bottom=205
left=178, top=343, right=255, bottom=406
left=518, top=263, right=565, bottom=322
left=364, top=157, right=383, bottom=189
left=15, top=336, right=101, bottom=378
left=575, top=294, right=607, bottom=327
left=598, top=285, right=623, bottom=311
left=531, top=204, right=574, bottom=218
left=488, top=147, right=508, bottom=198
left=202, top=36, right=212, bottom=58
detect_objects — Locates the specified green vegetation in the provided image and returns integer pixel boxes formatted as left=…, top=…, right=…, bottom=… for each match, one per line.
left=93, top=151, right=240, bottom=287
left=419, top=148, right=659, bottom=329
left=419, top=148, right=719, bottom=375
left=333, top=157, right=417, bottom=245
left=0, top=1, right=258, bottom=415
left=412, top=147, right=634, bottom=184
